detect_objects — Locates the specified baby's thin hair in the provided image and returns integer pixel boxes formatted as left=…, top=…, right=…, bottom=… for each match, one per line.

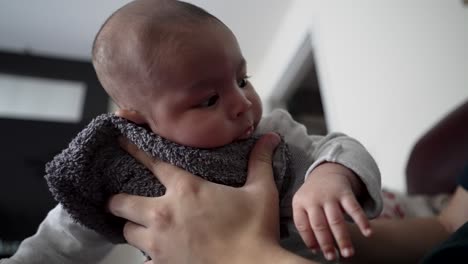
left=91, top=0, right=222, bottom=62
left=91, top=0, right=226, bottom=108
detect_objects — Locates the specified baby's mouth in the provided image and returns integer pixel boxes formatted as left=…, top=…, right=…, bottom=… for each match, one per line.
left=237, top=125, right=254, bottom=140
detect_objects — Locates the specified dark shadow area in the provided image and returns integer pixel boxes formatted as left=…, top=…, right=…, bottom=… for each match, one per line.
left=0, top=51, right=108, bottom=257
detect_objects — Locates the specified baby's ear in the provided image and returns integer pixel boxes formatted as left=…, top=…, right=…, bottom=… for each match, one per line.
left=115, top=109, right=147, bottom=124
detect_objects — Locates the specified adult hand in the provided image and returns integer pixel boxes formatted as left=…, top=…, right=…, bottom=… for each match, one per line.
left=107, top=133, right=290, bottom=264
left=438, top=186, right=468, bottom=234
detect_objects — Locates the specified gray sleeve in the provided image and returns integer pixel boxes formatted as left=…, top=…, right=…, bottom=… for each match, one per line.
left=257, top=109, right=383, bottom=218
left=0, top=205, right=114, bottom=264
left=303, top=133, right=383, bottom=218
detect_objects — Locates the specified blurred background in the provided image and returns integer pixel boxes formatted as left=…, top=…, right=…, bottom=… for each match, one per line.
left=1, top=0, right=467, bottom=262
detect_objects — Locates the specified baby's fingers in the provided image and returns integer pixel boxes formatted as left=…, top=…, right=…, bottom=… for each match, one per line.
left=308, top=207, right=337, bottom=261
left=324, top=204, right=354, bottom=258
left=293, top=208, right=318, bottom=250
left=341, top=195, right=372, bottom=237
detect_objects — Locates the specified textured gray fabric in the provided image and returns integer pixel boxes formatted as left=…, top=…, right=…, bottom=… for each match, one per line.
left=45, top=114, right=292, bottom=244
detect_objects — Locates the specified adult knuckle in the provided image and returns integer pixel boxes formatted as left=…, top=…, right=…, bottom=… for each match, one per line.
left=149, top=206, right=172, bottom=227
left=147, top=240, right=159, bottom=255
left=174, top=178, right=200, bottom=195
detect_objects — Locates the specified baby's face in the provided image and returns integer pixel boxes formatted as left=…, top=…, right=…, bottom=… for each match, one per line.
left=139, top=23, right=262, bottom=148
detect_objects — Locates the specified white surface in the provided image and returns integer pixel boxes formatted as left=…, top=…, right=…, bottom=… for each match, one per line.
left=98, top=245, right=145, bottom=264
left=0, top=73, right=86, bottom=123
left=257, top=0, right=468, bottom=192
left=0, top=0, right=292, bottom=76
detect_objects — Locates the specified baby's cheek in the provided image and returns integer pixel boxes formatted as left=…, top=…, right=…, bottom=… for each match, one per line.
left=177, top=126, right=231, bottom=148
left=248, top=89, right=263, bottom=119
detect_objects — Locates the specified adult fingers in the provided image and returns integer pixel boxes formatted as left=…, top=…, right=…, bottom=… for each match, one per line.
left=108, top=193, right=165, bottom=227
left=244, top=132, right=280, bottom=190
left=119, top=137, right=199, bottom=188
left=324, top=203, right=354, bottom=258
left=341, top=195, right=372, bottom=237
left=122, top=221, right=153, bottom=253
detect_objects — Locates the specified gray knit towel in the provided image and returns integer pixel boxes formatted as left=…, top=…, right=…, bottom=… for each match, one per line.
left=45, top=114, right=292, bottom=243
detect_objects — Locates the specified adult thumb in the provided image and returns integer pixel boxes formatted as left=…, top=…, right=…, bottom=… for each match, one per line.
left=245, top=132, right=281, bottom=187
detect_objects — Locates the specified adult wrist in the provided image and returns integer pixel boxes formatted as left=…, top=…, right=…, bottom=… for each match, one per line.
left=206, top=239, right=308, bottom=264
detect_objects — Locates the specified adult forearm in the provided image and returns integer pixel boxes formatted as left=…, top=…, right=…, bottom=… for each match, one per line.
left=230, top=242, right=316, bottom=264
left=344, top=218, right=449, bottom=264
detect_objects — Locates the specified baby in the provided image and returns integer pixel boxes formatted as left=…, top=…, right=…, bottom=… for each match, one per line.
left=1, top=0, right=382, bottom=263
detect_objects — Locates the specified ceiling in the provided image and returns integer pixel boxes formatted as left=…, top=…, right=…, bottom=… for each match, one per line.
left=0, top=0, right=292, bottom=75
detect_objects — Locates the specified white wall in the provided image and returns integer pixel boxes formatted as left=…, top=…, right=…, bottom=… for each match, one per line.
left=251, top=0, right=312, bottom=105
left=98, top=245, right=144, bottom=264
left=255, top=0, right=468, bottom=192
left=0, top=73, right=86, bottom=123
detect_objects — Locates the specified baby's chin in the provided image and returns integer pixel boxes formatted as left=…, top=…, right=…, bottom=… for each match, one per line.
left=172, top=125, right=257, bottom=149
left=200, top=136, right=254, bottom=149
left=176, top=138, right=240, bottom=150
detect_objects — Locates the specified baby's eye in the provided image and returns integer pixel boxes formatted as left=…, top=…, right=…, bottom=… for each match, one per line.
left=238, top=76, right=250, bottom=88
left=199, top=94, right=219, bottom=108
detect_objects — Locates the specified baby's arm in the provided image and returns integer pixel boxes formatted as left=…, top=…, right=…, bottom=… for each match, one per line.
left=1, top=204, right=113, bottom=264
left=303, top=133, right=382, bottom=218
left=293, top=161, right=370, bottom=261
left=257, top=109, right=382, bottom=214
left=257, top=109, right=382, bottom=260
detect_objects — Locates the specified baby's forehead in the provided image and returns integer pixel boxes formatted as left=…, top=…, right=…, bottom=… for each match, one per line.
left=136, top=20, right=234, bottom=71
left=112, top=14, right=241, bottom=90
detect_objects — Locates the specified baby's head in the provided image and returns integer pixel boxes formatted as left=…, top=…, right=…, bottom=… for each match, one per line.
left=92, top=0, right=262, bottom=148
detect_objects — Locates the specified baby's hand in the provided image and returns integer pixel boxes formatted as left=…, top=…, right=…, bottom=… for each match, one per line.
left=292, top=162, right=372, bottom=261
